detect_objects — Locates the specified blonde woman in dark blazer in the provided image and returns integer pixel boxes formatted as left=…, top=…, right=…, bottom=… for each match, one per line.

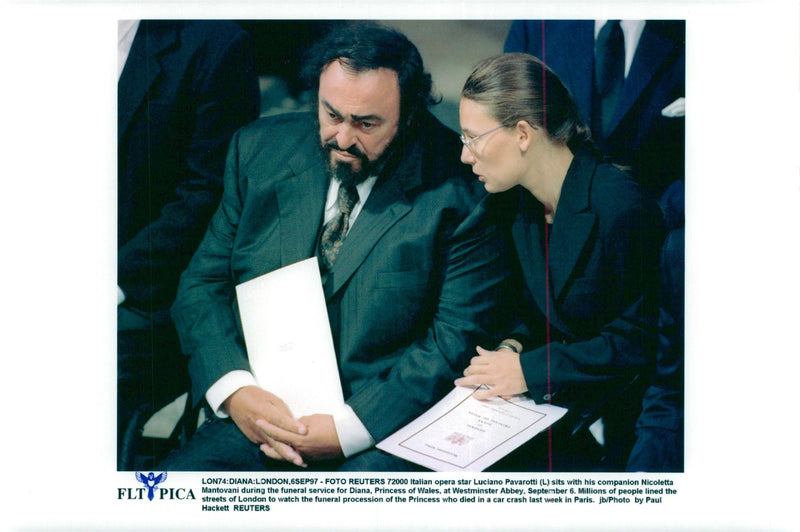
left=455, top=53, right=666, bottom=471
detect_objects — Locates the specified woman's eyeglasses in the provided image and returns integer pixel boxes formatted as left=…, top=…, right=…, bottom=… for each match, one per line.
left=459, top=124, right=507, bottom=156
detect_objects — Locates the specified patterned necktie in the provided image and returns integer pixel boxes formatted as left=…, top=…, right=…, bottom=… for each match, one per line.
left=319, top=182, right=359, bottom=272
left=594, top=20, right=624, bottom=138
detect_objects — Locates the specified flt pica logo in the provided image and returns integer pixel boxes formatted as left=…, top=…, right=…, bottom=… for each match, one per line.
left=117, top=472, right=196, bottom=501
left=136, top=471, right=167, bottom=500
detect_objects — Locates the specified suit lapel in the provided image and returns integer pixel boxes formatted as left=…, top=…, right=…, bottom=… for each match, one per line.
left=607, top=22, right=676, bottom=136
left=324, top=175, right=412, bottom=298
left=118, top=21, right=178, bottom=140
left=549, top=214, right=596, bottom=300
left=548, top=151, right=597, bottom=301
left=271, top=122, right=421, bottom=300
left=275, top=142, right=329, bottom=266
left=512, top=192, right=577, bottom=338
left=511, top=196, right=549, bottom=321
left=322, top=137, right=424, bottom=298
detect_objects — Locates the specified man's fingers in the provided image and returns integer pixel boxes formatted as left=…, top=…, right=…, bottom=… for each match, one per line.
left=262, top=390, right=292, bottom=415
left=259, top=440, right=307, bottom=468
left=269, top=414, right=308, bottom=436
left=255, top=399, right=307, bottom=436
left=255, top=419, right=305, bottom=445
left=264, top=437, right=306, bottom=467
left=258, top=442, right=283, bottom=461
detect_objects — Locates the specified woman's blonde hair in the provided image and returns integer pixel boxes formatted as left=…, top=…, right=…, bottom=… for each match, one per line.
left=461, top=52, right=592, bottom=152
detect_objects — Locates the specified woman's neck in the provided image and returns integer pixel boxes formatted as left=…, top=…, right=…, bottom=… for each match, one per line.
left=522, top=141, right=574, bottom=223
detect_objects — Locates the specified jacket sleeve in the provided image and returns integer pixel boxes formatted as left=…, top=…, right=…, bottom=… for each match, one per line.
left=118, top=27, right=259, bottom=310
left=519, top=201, right=665, bottom=406
left=345, top=199, right=520, bottom=442
left=170, top=129, right=253, bottom=406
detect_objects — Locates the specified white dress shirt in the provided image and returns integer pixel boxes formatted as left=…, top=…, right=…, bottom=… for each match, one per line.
left=206, top=175, right=379, bottom=458
left=118, top=20, right=140, bottom=80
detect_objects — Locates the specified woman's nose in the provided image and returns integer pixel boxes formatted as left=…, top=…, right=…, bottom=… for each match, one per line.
left=460, top=144, right=475, bottom=165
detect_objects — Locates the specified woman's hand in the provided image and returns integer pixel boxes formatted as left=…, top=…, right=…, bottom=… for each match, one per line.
left=454, top=345, right=528, bottom=400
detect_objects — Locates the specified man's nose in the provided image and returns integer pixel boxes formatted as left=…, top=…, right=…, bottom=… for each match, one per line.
left=335, top=123, right=357, bottom=150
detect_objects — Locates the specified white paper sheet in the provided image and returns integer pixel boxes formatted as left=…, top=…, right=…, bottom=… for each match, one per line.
left=377, top=385, right=568, bottom=471
left=235, top=257, right=344, bottom=417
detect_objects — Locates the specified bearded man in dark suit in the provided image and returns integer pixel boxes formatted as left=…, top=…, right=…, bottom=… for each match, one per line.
left=160, top=22, right=516, bottom=471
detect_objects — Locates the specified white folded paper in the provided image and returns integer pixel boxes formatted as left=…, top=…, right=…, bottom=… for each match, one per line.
left=235, top=257, right=344, bottom=417
left=377, top=386, right=567, bottom=472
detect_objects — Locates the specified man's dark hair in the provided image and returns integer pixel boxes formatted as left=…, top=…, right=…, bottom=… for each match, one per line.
left=301, top=21, right=439, bottom=124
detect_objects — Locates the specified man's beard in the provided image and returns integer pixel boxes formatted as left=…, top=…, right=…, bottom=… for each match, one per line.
left=321, top=133, right=401, bottom=189
left=323, top=141, right=374, bottom=188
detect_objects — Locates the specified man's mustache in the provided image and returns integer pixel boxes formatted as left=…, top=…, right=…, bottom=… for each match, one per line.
left=325, top=141, right=366, bottom=159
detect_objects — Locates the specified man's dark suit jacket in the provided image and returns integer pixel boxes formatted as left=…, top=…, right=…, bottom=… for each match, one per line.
left=117, top=21, right=259, bottom=469
left=627, top=226, right=684, bottom=472
left=171, top=111, right=516, bottom=443
left=511, top=149, right=665, bottom=468
left=505, top=20, right=685, bottom=197
left=118, top=20, right=259, bottom=312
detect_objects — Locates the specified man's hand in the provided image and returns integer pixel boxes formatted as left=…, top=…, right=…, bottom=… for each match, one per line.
left=224, top=385, right=308, bottom=467
left=454, top=346, right=528, bottom=400
left=260, top=414, right=344, bottom=462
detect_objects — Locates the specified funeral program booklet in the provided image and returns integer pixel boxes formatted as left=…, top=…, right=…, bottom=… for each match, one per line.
left=377, top=385, right=567, bottom=471
left=235, top=257, right=344, bottom=417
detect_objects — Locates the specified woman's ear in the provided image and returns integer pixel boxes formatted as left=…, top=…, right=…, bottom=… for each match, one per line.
left=516, top=120, right=537, bottom=152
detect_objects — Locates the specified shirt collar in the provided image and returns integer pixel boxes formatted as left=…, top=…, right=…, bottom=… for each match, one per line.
left=325, top=175, right=378, bottom=212
left=594, top=20, right=646, bottom=78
